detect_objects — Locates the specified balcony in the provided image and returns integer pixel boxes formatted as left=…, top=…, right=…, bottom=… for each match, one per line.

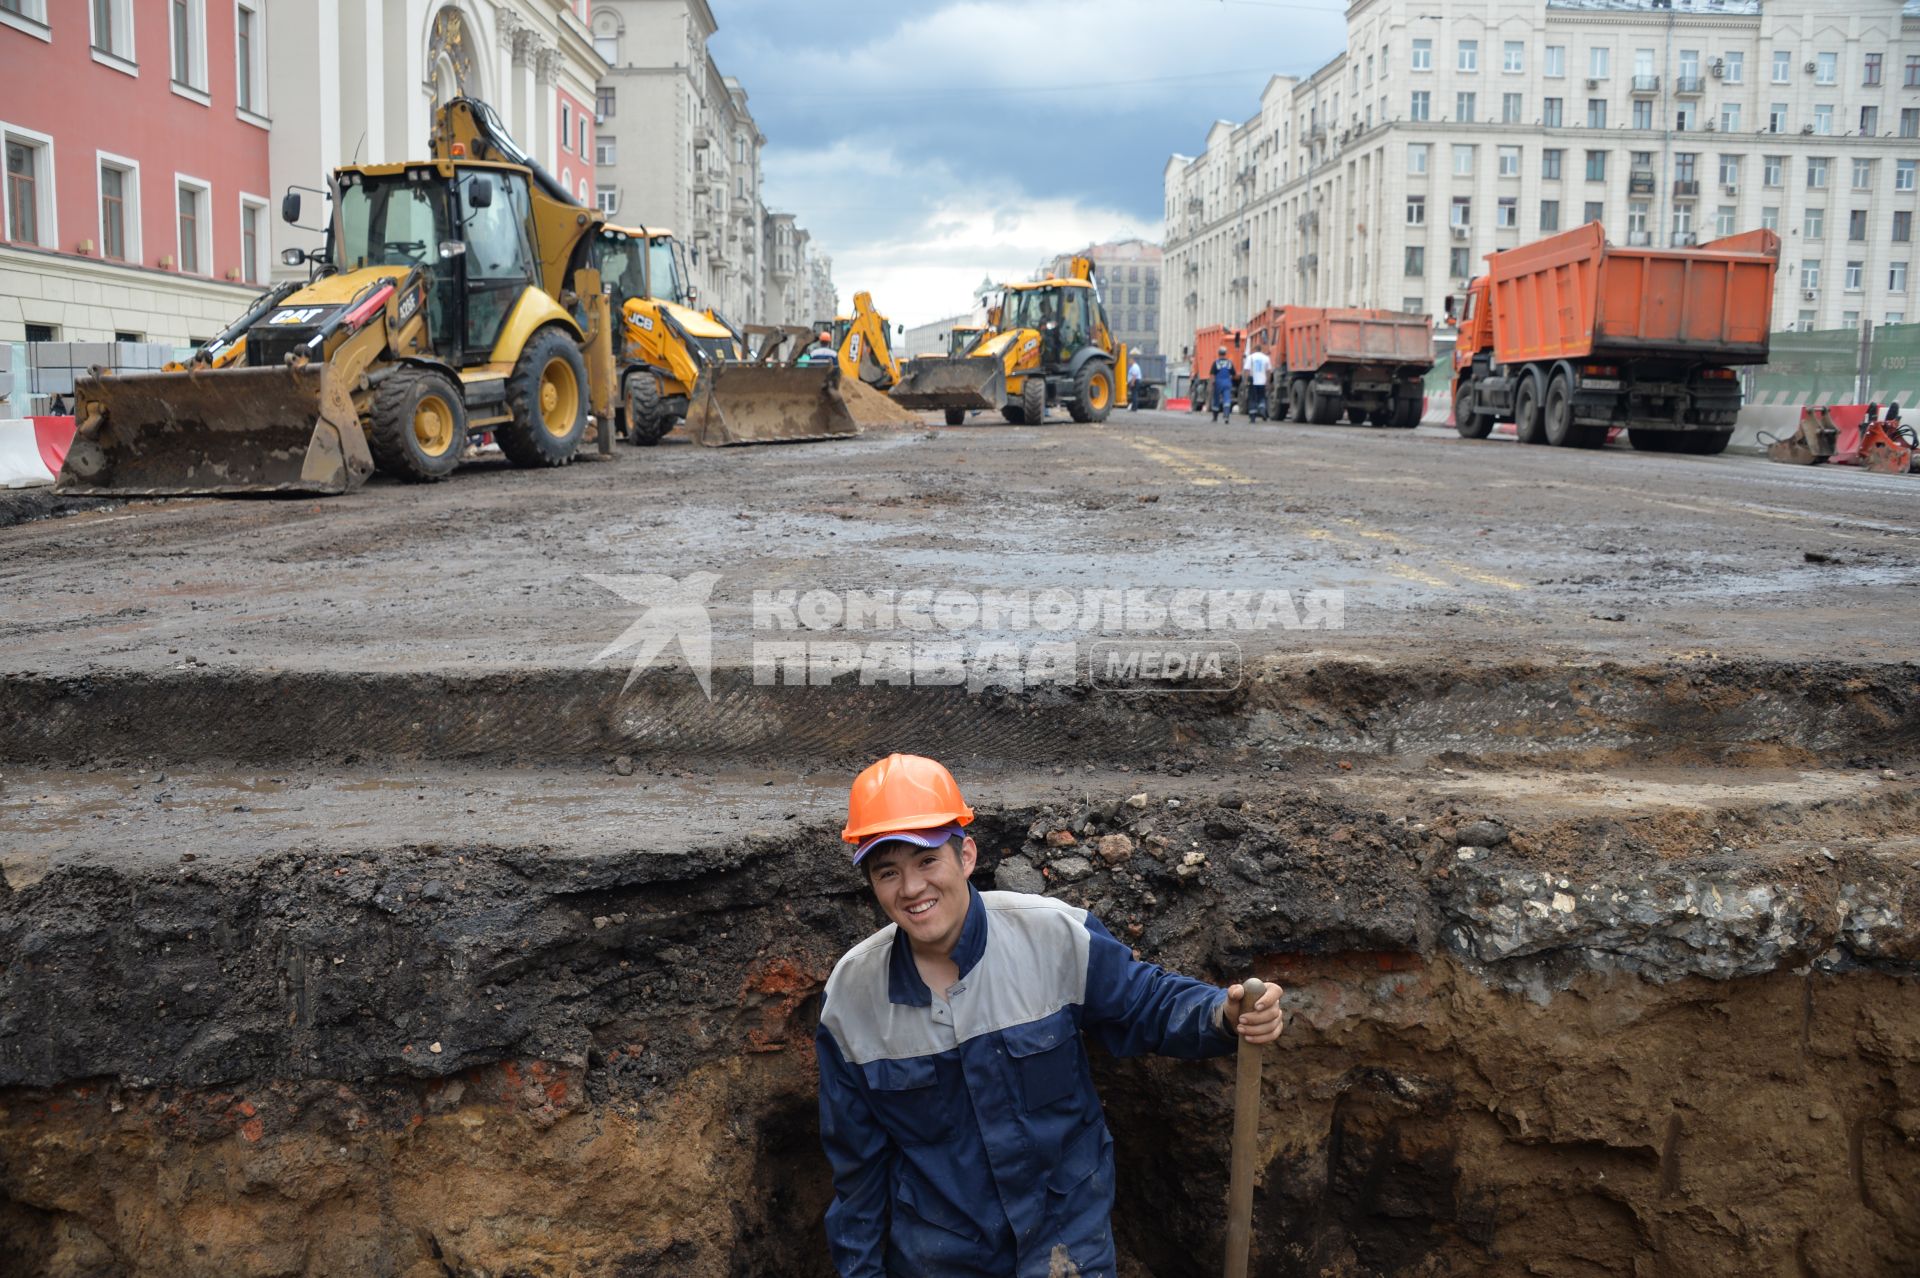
left=1631, top=75, right=1660, bottom=94
left=1673, top=75, right=1704, bottom=95
left=692, top=168, right=713, bottom=193
left=1672, top=231, right=1699, bottom=246
left=693, top=118, right=715, bottom=149
left=1628, top=169, right=1656, bottom=194
left=1672, top=179, right=1700, bottom=198
left=1307, top=123, right=1327, bottom=142
left=1627, top=230, right=1653, bottom=246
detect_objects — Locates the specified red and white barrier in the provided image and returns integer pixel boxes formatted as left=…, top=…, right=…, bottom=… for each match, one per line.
left=0, top=416, right=76, bottom=488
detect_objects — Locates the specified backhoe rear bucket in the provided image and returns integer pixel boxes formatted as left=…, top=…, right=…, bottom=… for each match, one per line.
left=55, top=366, right=374, bottom=496
left=888, top=357, right=1005, bottom=412
left=684, top=363, right=859, bottom=446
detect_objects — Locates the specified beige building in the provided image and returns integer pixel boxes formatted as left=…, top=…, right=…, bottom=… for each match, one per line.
left=1045, top=239, right=1163, bottom=355
left=587, top=0, right=834, bottom=325
left=1163, top=0, right=1920, bottom=361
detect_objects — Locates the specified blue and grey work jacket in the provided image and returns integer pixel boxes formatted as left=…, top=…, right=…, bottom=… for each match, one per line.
left=815, top=886, right=1234, bottom=1277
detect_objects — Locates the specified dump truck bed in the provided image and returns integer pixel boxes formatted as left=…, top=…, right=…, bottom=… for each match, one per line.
left=1282, top=307, right=1433, bottom=372
left=1487, top=222, right=1780, bottom=365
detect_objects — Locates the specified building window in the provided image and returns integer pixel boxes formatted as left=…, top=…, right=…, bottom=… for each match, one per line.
left=1543, top=97, right=1562, bottom=128
left=1501, top=93, right=1522, bottom=124
left=1498, top=146, right=1520, bottom=177
left=595, top=186, right=619, bottom=215
left=1860, top=106, right=1880, bottom=137
left=1407, top=195, right=1425, bottom=225
left=1715, top=205, right=1735, bottom=237
left=170, top=0, right=206, bottom=93
left=561, top=103, right=572, bottom=151
left=1497, top=197, right=1517, bottom=228
left=176, top=180, right=210, bottom=272
left=1545, top=45, right=1565, bottom=78
left=1675, top=103, right=1696, bottom=132
left=1719, top=51, right=1741, bottom=83
left=1846, top=260, right=1863, bottom=290
left=1808, top=157, right=1828, bottom=190
left=1865, top=53, right=1883, bottom=87
left=1805, top=208, right=1825, bottom=240
left=1584, top=200, right=1604, bottom=224
left=1540, top=199, right=1560, bottom=231
left=596, top=87, right=615, bottom=121
left=1504, top=41, right=1523, bottom=74
left=595, top=137, right=616, bottom=166
left=594, top=33, right=617, bottom=63
left=1407, top=142, right=1429, bottom=174
left=1720, top=103, right=1742, bottom=133
left=1815, top=52, right=1836, bottom=85
left=1903, top=109, right=1920, bottom=139
left=1410, top=91, right=1430, bottom=122
left=1850, top=209, right=1868, bottom=242
left=1900, top=161, right=1918, bottom=192
left=1761, top=206, right=1780, bottom=232
left=1671, top=205, right=1693, bottom=242
left=0, top=0, right=49, bottom=37
left=99, top=157, right=138, bottom=261
left=1892, top=262, right=1908, bottom=291
left=1890, top=313, right=1907, bottom=325
left=1632, top=100, right=1653, bottom=130
left=579, top=116, right=588, bottom=156
left=1676, top=152, right=1697, bottom=184
left=1814, top=105, right=1833, bottom=136
left=235, top=1, right=264, bottom=116
left=1628, top=202, right=1649, bottom=237
left=1456, top=92, right=1476, bottom=123
left=1449, top=246, right=1470, bottom=278
left=1450, top=196, right=1471, bottom=227
left=1404, top=245, right=1424, bottom=276
left=1853, top=159, right=1874, bottom=191
left=1769, top=103, right=1787, bottom=133
left=240, top=196, right=266, bottom=283
left=1458, top=40, right=1477, bottom=73
left=1589, top=47, right=1609, bottom=79
left=1907, top=55, right=1920, bottom=89
left=24, top=322, right=57, bottom=342
left=1453, top=144, right=1474, bottom=176
left=1542, top=148, right=1563, bottom=179
left=1796, top=309, right=1814, bottom=332
left=1764, top=155, right=1782, bottom=187
left=1896, top=211, right=1913, bottom=242
left=91, top=0, right=137, bottom=64
left=1587, top=99, right=1607, bottom=129
left=1773, top=50, right=1792, bottom=84
left=4, top=132, right=51, bottom=247
left=1411, top=38, right=1431, bottom=71
left=1585, top=150, right=1607, bottom=181
left=1719, top=155, right=1740, bottom=187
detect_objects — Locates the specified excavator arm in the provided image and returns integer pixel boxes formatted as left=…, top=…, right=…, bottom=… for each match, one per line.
left=836, top=291, right=901, bottom=390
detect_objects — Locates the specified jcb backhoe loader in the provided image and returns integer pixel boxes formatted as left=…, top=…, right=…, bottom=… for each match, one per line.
left=590, top=223, right=855, bottom=447
left=889, top=256, right=1128, bottom=426
left=57, top=98, right=614, bottom=496
left=822, top=292, right=901, bottom=391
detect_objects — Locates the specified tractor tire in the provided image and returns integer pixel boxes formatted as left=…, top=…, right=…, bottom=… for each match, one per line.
left=623, top=372, right=672, bottom=446
left=1021, top=376, right=1047, bottom=425
left=1543, top=370, right=1604, bottom=447
left=1628, top=429, right=1675, bottom=451
left=1068, top=360, right=1116, bottom=423
left=498, top=327, right=588, bottom=468
left=368, top=367, right=466, bottom=482
left=1514, top=373, right=1547, bottom=445
left=1002, top=406, right=1027, bottom=424
left=944, top=407, right=967, bottom=426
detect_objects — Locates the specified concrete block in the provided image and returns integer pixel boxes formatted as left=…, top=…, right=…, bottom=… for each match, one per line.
left=27, top=342, right=64, bottom=371
left=67, top=341, right=114, bottom=370
left=31, top=367, right=73, bottom=395
left=0, top=372, right=13, bottom=398
left=0, top=344, right=10, bottom=373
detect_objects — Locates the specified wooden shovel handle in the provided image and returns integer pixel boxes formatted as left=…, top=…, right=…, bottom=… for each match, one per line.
left=1224, top=977, right=1265, bottom=1278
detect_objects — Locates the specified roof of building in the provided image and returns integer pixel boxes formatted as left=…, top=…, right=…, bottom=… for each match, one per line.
left=1545, top=0, right=1760, bottom=12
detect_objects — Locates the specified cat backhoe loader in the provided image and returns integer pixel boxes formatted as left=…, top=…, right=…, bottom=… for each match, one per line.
left=57, top=98, right=614, bottom=496
left=889, top=256, right=1128, bottom=426
left=590, top=223, right=855, bottom=447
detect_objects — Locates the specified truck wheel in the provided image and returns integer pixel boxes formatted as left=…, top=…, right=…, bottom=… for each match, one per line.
left=1189, top=389, right=1205, bottom=413
left=368, top=367, right=466, bottom=482
left=1002, top=406, right=1027, bottom=424
left=1271, top=387, right=1290, bottom=422
left=1315, top=393, right=1344, bottom=425
left=944, top=408, right=967, bottom=426
left=1068, top=360, right=1115, bottom=423
left=1393, top=398, right=1422, bottom=429
left=498, top=327, right=588, bottom=467
left=1678, top=430, right=1734, bottom=455
left=1628, top=429, right=1674, bottom=451
left=1514, top=373, right=1548, bottom=444
left=1542, top=370, right=1601, bottom=447
left=623, top=372, right=671, bottom=446
left=1021, top=377, right=1047, bottom=425
left=1455, top=378, right=1494, bottom=438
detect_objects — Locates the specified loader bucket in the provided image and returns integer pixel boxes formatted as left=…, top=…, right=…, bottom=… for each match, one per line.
left=54, top=366, right=374, bottom=496
left=684, top=363, right=859, bottom=446
left=888, top=356, right=1005, bottom=412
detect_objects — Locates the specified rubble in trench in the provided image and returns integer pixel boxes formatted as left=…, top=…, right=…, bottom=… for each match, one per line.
left=1, top=771, right=1916, bottom=1278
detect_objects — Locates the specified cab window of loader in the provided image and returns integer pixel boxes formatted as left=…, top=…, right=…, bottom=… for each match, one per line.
left=460, top=169, right=535, bottom=355
left=335, top=178, right=450, bottom=271
left=647, top=237, right=686, bottom=305
left=596, top=236, right=647, bottom=310
left=1002, top=289, right=1050, bottom=333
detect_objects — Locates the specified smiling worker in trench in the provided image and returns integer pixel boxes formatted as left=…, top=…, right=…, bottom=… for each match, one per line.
left=814, top=753, right=1284, bottom=1277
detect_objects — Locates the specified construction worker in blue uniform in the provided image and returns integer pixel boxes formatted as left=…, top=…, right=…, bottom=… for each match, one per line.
left=1209, top=346, right=1236, bottom=422
left=815, top=754, right=1285, bottom=1278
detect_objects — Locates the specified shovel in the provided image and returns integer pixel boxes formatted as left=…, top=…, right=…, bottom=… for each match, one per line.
left=1224, top=976, right=1266, bottom=1278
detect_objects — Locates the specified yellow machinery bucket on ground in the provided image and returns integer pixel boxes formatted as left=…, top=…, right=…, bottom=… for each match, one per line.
left=55, top=365, right=375, bottom=496
left=888, top=356, right=1005, bottom=412
left=683, top=324, right=860, bottom=447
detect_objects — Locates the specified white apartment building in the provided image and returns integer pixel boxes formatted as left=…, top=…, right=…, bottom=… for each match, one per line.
left=588, top=0, right=834, bottom=325
left=1163, top=0, right=1920, bottom=360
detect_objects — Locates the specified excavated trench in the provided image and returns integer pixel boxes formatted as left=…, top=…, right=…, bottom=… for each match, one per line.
left=2, top=659, right=1918, bottom=1276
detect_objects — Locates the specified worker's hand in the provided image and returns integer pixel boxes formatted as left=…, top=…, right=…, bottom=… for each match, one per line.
left=1220, top=981, right=1284, bottom=1044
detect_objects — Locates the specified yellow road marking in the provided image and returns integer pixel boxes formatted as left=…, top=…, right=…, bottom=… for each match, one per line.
left=1115, top=436, right=1220, bottom=486
left=1335, top=518, right=1531, bottom=591
left=1303, top=529, right=1458, bottom=589
left=1149, top=440, right=1259, bottom=485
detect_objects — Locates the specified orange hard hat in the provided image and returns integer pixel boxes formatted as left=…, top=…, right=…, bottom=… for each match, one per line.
left=842, top=753, right=974, bottom=844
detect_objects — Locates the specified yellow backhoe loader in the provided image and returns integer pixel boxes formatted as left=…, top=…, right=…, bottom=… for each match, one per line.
left=889, top=256, right=1128, bottom=427
left=57, top=98, right=614, bottom=496
left=822, top=292, right=901, bottom=390
left=590, top=223, right=856, bottom=447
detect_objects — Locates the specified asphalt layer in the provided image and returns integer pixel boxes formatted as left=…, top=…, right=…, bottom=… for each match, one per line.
left=2, top=408, right=1916, bottom=682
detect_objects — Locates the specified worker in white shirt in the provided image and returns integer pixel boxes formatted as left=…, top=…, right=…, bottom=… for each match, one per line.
left=1242, top=344, right=1272, bottom=422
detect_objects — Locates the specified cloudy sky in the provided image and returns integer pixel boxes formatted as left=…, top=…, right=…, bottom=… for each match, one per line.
left=707, top=0, right=1348, bottom=327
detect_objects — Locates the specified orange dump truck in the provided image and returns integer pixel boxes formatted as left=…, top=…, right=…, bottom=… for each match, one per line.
left=1187, top=324, right=1245, bottom=412
left=1271, top=306, right=1432, bottom=427
left=1451, top=222, right=1780, bottom=452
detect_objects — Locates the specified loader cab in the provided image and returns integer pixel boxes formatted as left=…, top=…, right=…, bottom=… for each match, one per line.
left=590, top=227, right=650, bottom=316
left=1003, top=281, right=1099, bottom=366
left=646, top=233, right=693, bottom=307
left=331, top=162, right=536, bottom=367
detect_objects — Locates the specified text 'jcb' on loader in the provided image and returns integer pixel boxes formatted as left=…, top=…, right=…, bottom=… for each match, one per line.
left=590, top=223, right=856, bottom=447
left=57, top=98, right=614, bottom=496
left=888, top=256, right=1128, bottom=426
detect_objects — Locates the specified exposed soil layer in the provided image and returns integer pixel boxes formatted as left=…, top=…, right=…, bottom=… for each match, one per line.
left=2, top=778, right=1916, bottom=1276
